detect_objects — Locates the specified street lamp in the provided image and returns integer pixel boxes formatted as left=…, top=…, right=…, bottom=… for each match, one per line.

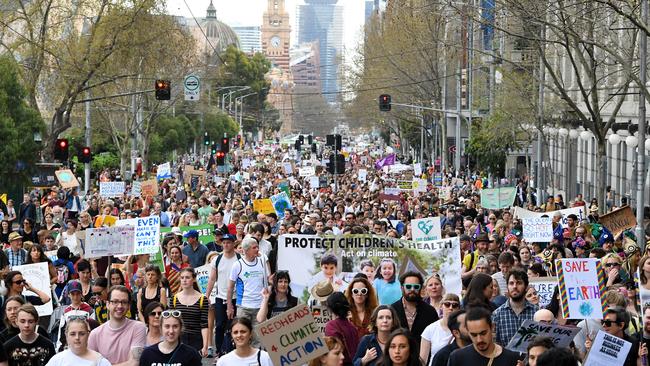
left=235, top=92, right=259, bottom=138
left=608, top=133, right=621, bottom=145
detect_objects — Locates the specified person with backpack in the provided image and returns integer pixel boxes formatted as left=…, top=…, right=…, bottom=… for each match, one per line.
left=52, top=247, right=75, bottom=299
left=168, top=267, right=209, bottom=357
left=205, top=233, right=240, bottom=358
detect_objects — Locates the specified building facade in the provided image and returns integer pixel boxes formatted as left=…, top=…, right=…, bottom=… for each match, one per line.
left=261, top=0, right=291, bottom=74
left=233, top=26, right=262, bottom=54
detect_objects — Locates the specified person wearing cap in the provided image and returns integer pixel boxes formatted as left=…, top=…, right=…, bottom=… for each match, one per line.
left=182, top=229, right=209, bottom=268
left=206, top=233, right=241, bottom=357
left=461, top=233, right=489, bottom=281
left=5, top=232, right=27, bottom=267
left=57, top=279, right=94, bottom=349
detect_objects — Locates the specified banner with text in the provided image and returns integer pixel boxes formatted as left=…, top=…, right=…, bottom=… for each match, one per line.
left=584, top=330, right=632, bottom=366
left=556, top=258, right=606, bottom=319
left=480, top=187, right=516, bottom=209
left=116, top=216, right=161, bottom=255
left=598, top=206, right=636, bottom=236
left=255, top=305, right=328, bottom=366
left=530, top=277, right=558, bottom=308
left=99, top=181, right=125, bottom=198
left=512, top=206, right=586, bottom=227
left=522, top=217, right=553, bottom=242
left=506, top=320, right=580, bottom=353
left=85, top=226, right=135, bottom=258
left=277, top=234, right=462, bottom=301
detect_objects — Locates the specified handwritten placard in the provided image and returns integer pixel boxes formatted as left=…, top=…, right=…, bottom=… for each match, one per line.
left=85, top=226, right=135, bottom=258
left=506, top=320, right=579, bottom=353
left=255, top=305, right=328, bottom=366
left=522, top=217, right=553, bottom=242
left=310, top=305, right=333, bottom=334
left=140, top=179, right=159, bottom=197
left=599, top=206, right=636, bottom=236
left=556, top=258, right=606, bottom=319
left=584, top=330, right=632, bottom=366
left=116, top=216, right=161, bottom=255
left=99, top=181, right=125, bottom=198
left=13, top=262, right=53, bottom=316
left=530, top=277, right=558, bottom=308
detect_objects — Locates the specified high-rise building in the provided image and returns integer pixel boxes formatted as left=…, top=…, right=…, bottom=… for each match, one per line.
left=365, top=1, right=374, bottom=21
left=233, top=26, right=262, bottom=54
left=291, top=41, right=321, bottom=91
left=261, top=0, right=291, bottom=74
left=297, top=0, right=344, bottom=104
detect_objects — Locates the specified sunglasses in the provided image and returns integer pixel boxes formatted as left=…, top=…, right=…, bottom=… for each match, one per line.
left=14, top=279, right=26, bottom=285
left=403, top=284, right=421, bottom=291
left=605, top=263, right=620, bottom=268
left=162, top=310, right=182, bottom=318
left=352, top=288, right=368, bottom=296
left=601, top=319, right=620, bottom=327
left=149, top=311, right=163, bottom=317
left=443, top=301, right=460, bottom=309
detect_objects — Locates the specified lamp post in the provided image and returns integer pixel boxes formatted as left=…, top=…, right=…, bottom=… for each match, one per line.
left=637, top=0, right=648, bottom=251
left=235, top=92, right=258, bottom=138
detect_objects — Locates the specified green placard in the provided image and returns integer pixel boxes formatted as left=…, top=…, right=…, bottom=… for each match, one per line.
left=480, top=187, right=517, bottom=209
left=159, top=224, right=214, bottom=246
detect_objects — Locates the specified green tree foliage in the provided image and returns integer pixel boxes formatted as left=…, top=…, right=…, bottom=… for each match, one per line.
left=203, top=111, right=239, bottom=141
left=0, top=56, right=46, bottom=188
left=465, top=111, right=521, bottom=176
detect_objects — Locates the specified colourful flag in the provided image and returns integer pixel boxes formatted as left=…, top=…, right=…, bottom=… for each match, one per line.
left=375, top=154, right=396, bottom=169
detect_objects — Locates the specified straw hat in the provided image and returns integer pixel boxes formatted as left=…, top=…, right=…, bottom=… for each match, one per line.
left=310, top=280, right=338, bottom=302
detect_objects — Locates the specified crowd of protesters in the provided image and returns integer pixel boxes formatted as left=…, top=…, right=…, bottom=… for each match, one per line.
left=0, top=139, right=646, bottom=366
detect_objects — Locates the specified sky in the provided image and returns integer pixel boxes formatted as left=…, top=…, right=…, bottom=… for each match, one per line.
left=165, top=0, right=366, bottom=56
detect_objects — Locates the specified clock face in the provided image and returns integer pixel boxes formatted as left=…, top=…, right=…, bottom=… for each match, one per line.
left=271, top=36, right=281, bottom=48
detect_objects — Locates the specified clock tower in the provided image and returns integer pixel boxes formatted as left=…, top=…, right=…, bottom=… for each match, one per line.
left=261, top=0, right=291, bottom=74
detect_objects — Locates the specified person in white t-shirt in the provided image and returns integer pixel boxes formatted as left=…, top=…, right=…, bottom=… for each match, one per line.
left=420, top=293, right=460, bottom=365
left=216, top=317, right=273, bottom=366
left=47, top=317, right=111, bottom=366
left=226, top=237, right=270, bottom=347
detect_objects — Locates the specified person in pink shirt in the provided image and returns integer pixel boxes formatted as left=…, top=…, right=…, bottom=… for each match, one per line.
left=88, top=285, right=146, bottom=366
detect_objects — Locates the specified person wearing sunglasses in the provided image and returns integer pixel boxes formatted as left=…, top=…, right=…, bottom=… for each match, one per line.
left=344, top=277, right=378, bottom=338
left=88, top=285, right=147, bottom=365
left=391, top=271, right=438, bottom=346
left=603, top=253, right=626, bottom=287
left=3, top=271, right=50, bottom=310
left=420, top=293, right=460, bottom=365
left=585, top=308, right=639, bottom=366
left=139, top=309, right=202, bottom=366
left=143, top=302, right=164, bottom=347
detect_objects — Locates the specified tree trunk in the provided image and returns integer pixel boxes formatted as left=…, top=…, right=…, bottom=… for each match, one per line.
left=596, top=139, right=607, bottom=214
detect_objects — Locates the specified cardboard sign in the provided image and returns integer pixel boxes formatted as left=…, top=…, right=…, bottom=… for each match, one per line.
left=530, top=277, right=558, bottom=308
left=55, top=169, right=80, bottom=189
left=556, top=258, right=606, bottom=319
left=413, top=163, right=422, bottom=176
left=141, top=179, right=159, bottom=197
left=506, top=320, right=580, bottom=353
left=599, top=206, right=636, bottom=236
left=310, top=305, right=333, bottom=334
left=584, top=330, right=632, bottom=366
left=480, top=187, right=516, bottom=209
left=99, top=181, right=125, bottom=198
left=116, top=216, right=161, bottom=255
left=255, top=305, right=328, bottom=366
left=13, top=262, right=53, bottom=316
left=253, top=199, right=276, bottom=215
left=411, top=217, right=442, bottom=242
left=358, top=169, right=367, bottom=183
left=85, top=226, right=135, bottom=258
left=156, top=162, right=172, bottom=180
left=131, top=181, right=142, bottom=197
left=397, top=180, right=413, bottom=191
left=522, top=217, right=553, bottom=242
left=271, top=192, right=293, bottom=219
left=299, top=166, right=315, bottom=177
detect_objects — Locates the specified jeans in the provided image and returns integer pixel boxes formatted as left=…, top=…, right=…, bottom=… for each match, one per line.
left=214, top=298, right=236, bottom=355
left=236, top=306, right=261, bottom=347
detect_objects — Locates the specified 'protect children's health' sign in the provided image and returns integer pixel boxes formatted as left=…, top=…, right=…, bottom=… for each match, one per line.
left=255, top=304, right=328, bottom=366
left=116, top=216, right=161, bottom=255
left=556, top=258, right=607, bottom=319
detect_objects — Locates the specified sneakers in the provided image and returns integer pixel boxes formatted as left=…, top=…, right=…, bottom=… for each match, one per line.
left=207, top=346, right=214, bottom=358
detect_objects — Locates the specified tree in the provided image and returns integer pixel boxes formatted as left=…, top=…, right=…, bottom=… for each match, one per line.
left=0, top=56, right=46, bottom=188
left=466, top=111, right=524, bottom=176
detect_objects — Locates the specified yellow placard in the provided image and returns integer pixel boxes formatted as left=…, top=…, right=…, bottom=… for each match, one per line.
left=253, top=199, right=275, bottom=214
left=0, top=194, right=6, bottom=204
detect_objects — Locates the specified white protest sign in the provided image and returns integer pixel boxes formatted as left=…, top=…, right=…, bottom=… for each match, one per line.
left=156, top=162, right=172, bottom=180
left=358, top=169, right=367, bottom=182
left=413, top=163, right=422, bottom=176
left=85, top=226, right=135, bottom=258
left=311, top=305, right=333, bottom=334
left=242, top=158, right=252, bottom=170
left=530, top=277, right=558, bottom=308
left=131, top=181, right=141, bottom=197
left=195, top=263, right=217, bottom=304
left=283, top=162, right=293, bottom=175
left=584, top=330, right=632, bottom=366
left=556, top=258, right=606, bottom=319
left=513, top=206, right=586, bottom=227
left=506, top=320, right=580, bottom=353
left=116, top=216, right=161, bottom=255
left=411, top=217, right=442, bottom=242
left=255, top=305, right=328, bottom=366
left=299, top=166, right=315, bottom=177
left=99, top=181, right=125, bottom=198
left=13, top=262, right=53, bottom=316
left=412, top=178, right=427, bottom=193
left=522, top=217, right=553, bottom=242
left=309, top=176, right=319, bottom=189
left=384, top=187, right=401, bottom=195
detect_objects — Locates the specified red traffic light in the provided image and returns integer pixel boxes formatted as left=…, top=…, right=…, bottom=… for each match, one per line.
left=82, top=147, right=90, bottom=154
left=59, top=140, right=68, bottom=148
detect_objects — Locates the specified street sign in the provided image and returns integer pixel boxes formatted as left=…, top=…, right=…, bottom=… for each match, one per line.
left=184, top=74, right=200, bottom=101
left=449, top=145, right=456, bottom=153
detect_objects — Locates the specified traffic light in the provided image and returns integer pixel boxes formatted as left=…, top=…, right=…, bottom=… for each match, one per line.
left=327, top=153, right=345, bottom=174
left=307, top=135, right=313, bottom=145
left=54, top=139, right=69, bottom=161
left=326, top=134, right=342, bottom=151
left=311, top=143, right=317, bottom=153
left=155, top=80, right=171, bottom=100
left=216, top=151, right=225, bottom=166
left=236, top=134, right=242, bottom=146
left=299, top=135, right=304, bottom=144
left=222, top=137, right=230, bottom=153
left=379, top=94, right=391, bottom=111
left=203, top=132, right=209, bottom=146
left=78, top=146, right=92, bottom=163
left=295, top=140, right=302, bottom=151
left=211, top=144, right=217, bottom=155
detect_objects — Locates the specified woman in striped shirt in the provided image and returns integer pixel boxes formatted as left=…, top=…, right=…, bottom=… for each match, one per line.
left=168, top=267, right=209, bottom=357
left=164, top=245, right=189, bottom=295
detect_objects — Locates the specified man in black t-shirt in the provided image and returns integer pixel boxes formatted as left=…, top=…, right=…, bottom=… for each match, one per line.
left=448, top=307, right=521, bottom=366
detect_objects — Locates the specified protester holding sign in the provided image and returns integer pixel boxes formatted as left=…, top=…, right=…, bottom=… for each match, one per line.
left=584, top=308, right=638, bottom=366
